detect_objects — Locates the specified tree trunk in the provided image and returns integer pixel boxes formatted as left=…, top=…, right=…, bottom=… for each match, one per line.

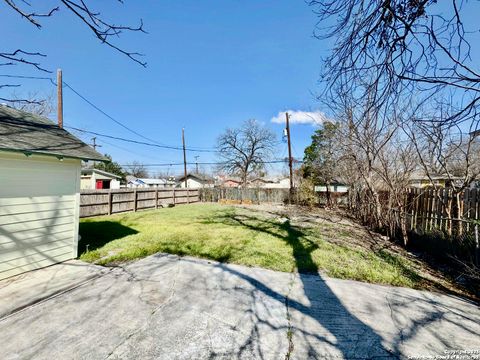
left=325, top=182, right=331, bottom=208
left=399, top=203, right=409, bottom=247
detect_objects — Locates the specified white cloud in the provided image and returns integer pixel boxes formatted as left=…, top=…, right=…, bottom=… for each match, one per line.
left=270, top=110, right=330, bottom=126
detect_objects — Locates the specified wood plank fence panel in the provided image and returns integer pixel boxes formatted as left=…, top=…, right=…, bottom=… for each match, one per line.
left=199, top=188, right=290, bottom=204
left=80, top=188, right=199, bottom=218
left=396, top=187, right=480, bottom=236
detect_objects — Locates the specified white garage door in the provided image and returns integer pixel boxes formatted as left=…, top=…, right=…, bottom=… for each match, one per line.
left=0, top=152, right=81, bottom=280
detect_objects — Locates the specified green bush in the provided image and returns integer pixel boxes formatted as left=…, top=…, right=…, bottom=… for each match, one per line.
left=296, top=178, right=317, bottom=207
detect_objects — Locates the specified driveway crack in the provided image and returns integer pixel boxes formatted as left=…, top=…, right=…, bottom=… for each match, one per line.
left=385, top=292, right=404, bottom=350
left=104, top=262, right=180, bottom=359
left=284, top=273, right=295, bottom=360
left=151, top=261, right=180, bottom=315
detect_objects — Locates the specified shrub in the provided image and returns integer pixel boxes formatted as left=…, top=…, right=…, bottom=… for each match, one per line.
left=296, top=178, right=317, bottom=207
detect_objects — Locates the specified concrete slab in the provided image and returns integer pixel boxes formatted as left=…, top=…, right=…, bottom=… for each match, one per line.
left=0, top=253, right=478, bottom=359
left=0, top=260, right=108, bottom=319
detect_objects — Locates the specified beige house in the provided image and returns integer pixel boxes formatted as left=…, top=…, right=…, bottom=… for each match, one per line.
left=408, top=172, right=461, bottom=188
left=249, top=177, right=291, bottom=189
left=0, top=105, right=104, bottom=280
left=81, top=168, right=121, bottom=190
left=176, top=173, right=214, bottom=189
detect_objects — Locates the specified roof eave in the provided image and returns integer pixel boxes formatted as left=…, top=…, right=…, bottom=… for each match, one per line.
left=0, top=147, right=108, bottom=162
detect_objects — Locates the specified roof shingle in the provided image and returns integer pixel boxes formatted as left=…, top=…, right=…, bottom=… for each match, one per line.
left=0, top=105, right=105, bottom=161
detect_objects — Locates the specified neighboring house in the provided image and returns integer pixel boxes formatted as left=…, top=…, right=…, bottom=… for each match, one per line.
left=214, top=175, right=242, bottom=188
left=81, top=168, right=121, bottom=190
left=215, top=176, right=292, bottom=189
left=409, top=172, right=462, bottom=188
left=248, top=177, right=291, bottom=189
left=176, top=173, right=215, bottom=189
left=248, top=177, right=274, bottom=188
left=315, top=181, right=349, bottom=193
left=262, top=177, right=291, bottom=189
left=222, top=178, right=242, bottom=188
left=127, top=177, right=175, bottom=188
left=0, top=105, right=104, bottom=280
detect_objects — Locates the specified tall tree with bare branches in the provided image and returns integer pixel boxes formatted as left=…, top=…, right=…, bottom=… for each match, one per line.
left=310, top=0, right=480, bottom=128
left=217, top=119, right=276, bottom=186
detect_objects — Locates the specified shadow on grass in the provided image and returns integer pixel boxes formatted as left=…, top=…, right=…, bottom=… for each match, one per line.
left=156, top=243, right=234, bottom=263
left=78, top=221, right=138, bottom=255
left=202, top=210, right=320, bottom=271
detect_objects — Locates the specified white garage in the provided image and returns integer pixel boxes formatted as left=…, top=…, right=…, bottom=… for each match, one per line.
left=0, top=105, right=104, bottom=280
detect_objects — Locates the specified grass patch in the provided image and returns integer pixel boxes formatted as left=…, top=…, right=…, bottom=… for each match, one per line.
left=79, top=203, right=423, bottom=288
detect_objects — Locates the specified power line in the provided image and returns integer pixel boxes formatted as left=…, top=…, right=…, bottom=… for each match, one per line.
left=1, top=74, right=286, bottom=154
left=0, top=74, right=56, bottom=85
left=95, top=137, right=173, bottom=161
left=120, top=160, right=300, bottom=167
left=62, top=81, right=171, bottom=146
left=66, top=126, right=217, bottom=153
left=0, top=74, right=217, bottom=150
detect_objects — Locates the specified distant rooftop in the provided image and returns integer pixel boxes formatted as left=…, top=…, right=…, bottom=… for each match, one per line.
left=177, top=173, right=214, bottom=182
left=127, top=177, right=174, bottom=185
left=81, top=168, right=121, bottom=179
left=0, top=105, right=105, bottom=161
left=137, top=178, right=168, bottom=185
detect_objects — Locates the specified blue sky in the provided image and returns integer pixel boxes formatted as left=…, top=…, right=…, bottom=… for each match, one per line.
left=2, top=1, right=480, bottom=176
left=0, top=1, right=330, bottom=176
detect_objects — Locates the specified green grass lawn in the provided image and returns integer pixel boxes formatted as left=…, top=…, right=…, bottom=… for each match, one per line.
left=79, top=203, right=422, bottom=288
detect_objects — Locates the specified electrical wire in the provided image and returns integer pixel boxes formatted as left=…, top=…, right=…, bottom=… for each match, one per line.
left=0, top=74, right=216, bottom=151
left=120, top=160, right=300, bottom=167
left=96, top=138, right=174, bottom=162
left=1, top=74, right=303, bottom=157
left=62, top=81, right=175, bottom=147
left=66, top=126, right=217, bottom=153
left=0, top=74, right=56, bottom=84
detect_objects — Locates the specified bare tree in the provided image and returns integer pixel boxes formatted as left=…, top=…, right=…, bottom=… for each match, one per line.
left=376, top=132, right=417, bottom=244
left=126, top=161, right=148, bottom=178
left=310, top=0, right=480, bottom=128
left=217, top=119, right=276, bottom=186
left=1, top=1, right=146, bottom=102
left=401, top=105, right=480, bottom=235
left=7, top=91, right=55, bottom=116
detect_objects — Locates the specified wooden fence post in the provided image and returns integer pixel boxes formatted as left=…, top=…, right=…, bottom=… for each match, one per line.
left=187, top=188, right=190, bottom=204
left=155, top=189, right=158, bottom=209
left=173, top=188, right=176, bottom=205
left=108, top=191, right=113, bottom=215
left=133, top=189, right=137, bottom=212
left=475, top=224, right=479, bottom=267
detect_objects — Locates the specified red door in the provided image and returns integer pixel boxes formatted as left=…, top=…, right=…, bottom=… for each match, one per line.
left=96, top=180, right=103, bottom=189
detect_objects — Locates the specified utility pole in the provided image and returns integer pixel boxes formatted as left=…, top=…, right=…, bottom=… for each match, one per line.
left=194, top=155, right=199, bottom=174
left=182, top=128, right=188, bottom=188
left=90, top=137, right=102, bottom=167
left=286, top=112, right=294, bottom=200
left=57, top=69, right=63, bottom=128
left=91, top=137, right=102, bottom=151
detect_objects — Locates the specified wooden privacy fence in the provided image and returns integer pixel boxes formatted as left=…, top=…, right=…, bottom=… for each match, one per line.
left=399, top=187, right=480, bottom=265
left=404, top=187, right=480, bottom=235
left=80, top=188, right=199, bottom=218
left=200, top=187, right=290, bottom=204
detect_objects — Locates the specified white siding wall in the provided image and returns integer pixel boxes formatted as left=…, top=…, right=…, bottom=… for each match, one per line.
left=80, top=175, right=94, bottom=189
left=0, top=151, right=81, bottom=280
left=177, top=178, right=213, bottom=189
left=315, top=185, right=349, bottom=193
left=111, top=179, right=121, bottom=189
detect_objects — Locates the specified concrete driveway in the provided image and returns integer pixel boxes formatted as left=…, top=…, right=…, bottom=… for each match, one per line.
left=0, top=254, right=479, bottom=360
